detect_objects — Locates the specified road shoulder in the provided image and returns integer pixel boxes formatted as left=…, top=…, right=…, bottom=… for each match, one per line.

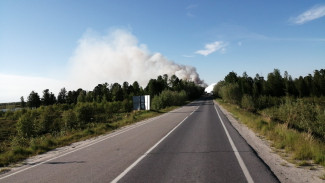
left=214, top=101, right=325, bottom=183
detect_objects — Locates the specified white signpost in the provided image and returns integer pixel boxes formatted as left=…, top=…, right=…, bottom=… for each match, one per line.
left=133, top=95, right=150, bottom=110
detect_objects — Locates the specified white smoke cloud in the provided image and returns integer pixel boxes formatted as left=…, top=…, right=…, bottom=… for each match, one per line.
left=68, top=29, right=205, bottom=89
left=0, top=29, right=205, bottom=103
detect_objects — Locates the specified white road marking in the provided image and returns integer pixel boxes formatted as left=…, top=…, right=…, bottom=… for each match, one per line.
left=0, top=106, right=188, bottom=180
left=214, top=105, right=254, bottom=183
left=111, top=106, right=200, bottom=183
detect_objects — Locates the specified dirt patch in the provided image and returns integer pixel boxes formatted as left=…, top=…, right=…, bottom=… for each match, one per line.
left=215, top=101, right=325, bottom=183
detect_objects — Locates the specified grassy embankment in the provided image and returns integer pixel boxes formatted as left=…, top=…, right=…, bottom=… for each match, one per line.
left=216, top=99, right=325, bottom=168
left=0, top=106, right=177, bottom=169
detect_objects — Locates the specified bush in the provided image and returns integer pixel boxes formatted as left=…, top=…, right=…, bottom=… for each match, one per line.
left=11, top=136, right=29, bottom=148
left=58, top=103, right=72, bottom=111
left=75, top=103, right=95, bottom=124
left=62, top=110, right=78, bottom=129
left=4, top=110, right=14, bottom=120
left=262, top=99, right=325, bottom=139
left=122, top=99, right=132, bottom=113
left=255, top=96, right=284, bottom=110
left=213, top=81, right=225, bottom=98
left=110, top=101, right=123, bottom=113
left=220, top=83, right=242, bottom=104
left=16, top=111, right=38, bottom=138
left=241, top=95, right=256, bottom=112
left=151, top=96, right=163, bottom=110
left=36, top=106, right=61, bottom=134
left=151, top=90, right=187, bottom=110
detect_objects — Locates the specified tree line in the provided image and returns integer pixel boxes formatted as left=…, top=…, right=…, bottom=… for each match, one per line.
left=23, top=74, right=204, bottom=109
left=4, top=74, right=204, bottom=138
left=213, top=68, right=325, bottom=139
left=213, top=69, right=325, bottom=107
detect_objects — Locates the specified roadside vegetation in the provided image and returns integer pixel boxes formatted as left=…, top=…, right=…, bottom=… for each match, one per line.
left=214, top=69, right=325, bottom=167
left=0, top=74, right=204, bottom=167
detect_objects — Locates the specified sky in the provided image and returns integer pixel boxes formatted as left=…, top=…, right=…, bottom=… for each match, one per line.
left=0, top=0, right=324, bottom=102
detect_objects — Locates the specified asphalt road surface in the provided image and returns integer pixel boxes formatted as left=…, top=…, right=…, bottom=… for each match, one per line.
left=0, top=97, right=279, bottom=183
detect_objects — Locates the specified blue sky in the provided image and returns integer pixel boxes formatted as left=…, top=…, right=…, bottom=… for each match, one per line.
left=0, top=0, right=324, bottom=102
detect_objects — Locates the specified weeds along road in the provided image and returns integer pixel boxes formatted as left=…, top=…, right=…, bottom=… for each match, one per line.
left=0, top=97, right=279, bottom=183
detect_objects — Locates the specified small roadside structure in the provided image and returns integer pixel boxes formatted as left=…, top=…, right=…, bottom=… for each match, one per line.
left=133, top=95, right=150, bottom=110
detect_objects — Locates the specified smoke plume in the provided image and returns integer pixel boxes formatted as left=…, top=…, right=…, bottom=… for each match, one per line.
left=68, top=29, right=205, bottom=90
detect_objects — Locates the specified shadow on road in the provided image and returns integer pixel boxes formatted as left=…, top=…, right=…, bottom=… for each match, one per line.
left=45, top=161, right=86, bottom=165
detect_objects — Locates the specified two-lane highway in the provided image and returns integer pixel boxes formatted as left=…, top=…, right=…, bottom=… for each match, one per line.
left=0, top=97, right=279, bottom=182
left=115, top=98, right=278, bottom=183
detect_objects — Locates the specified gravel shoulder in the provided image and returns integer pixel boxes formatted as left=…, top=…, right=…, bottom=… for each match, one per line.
left=215, top=101, right=325, bottom=183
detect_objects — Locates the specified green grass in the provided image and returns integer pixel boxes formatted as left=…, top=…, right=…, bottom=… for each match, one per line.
left=216, top=99, right=325, bottom=167
left=0, top=106, right=178, bottom=167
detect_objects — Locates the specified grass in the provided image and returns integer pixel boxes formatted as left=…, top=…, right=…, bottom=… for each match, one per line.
left=0, top=168, right=10, bottom=174
left=297, top=161, right=312, bottom=167
left=320, top=174, right=325, bottom=180
left=216, top=99, right=325, bottom=167
left=0, top=106, right=178, bottom=167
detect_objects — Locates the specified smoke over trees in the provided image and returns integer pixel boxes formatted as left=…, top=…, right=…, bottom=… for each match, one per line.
left=21, top=74, right=203, bottom=109
left=68, top=29, right=205, bottom=90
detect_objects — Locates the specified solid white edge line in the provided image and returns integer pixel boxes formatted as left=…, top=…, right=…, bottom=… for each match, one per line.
left=214, top=105, right=254, bottom=183
left=0, top=106, right=188, bottom=180
left=111, top=106, right=199, bottom=183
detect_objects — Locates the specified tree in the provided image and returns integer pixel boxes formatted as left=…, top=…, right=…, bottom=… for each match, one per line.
left=41, top=89, right=50, bottom=106
left=77, top=91, right=86, bottom=103
left=145, top=79, right=162, bottom=97
left=49, top=92, right=57, bottom=105
left=86, top=91, right=94, bottom=102
left=295, top=76, right=308, bottom=97
left=156, top=75, right=164, bottom=90
left=239, top=72, right=253, bottom=95
left=66, top=91, right=74, bottom=104
left=111, top=83, right=123, bottom=101
left=319, top=69, right=325, bottom=96
left=27, top=91, right=41, bottom=108
left=252, top=74, right=264, bottom=98
left=284, top=71, right=297, bottom=96
left=66, top=89, right=84, bottom=104
left=265, top=69, right=285, bottom=97
left=168, top=75, right=183, bottom=91
left=122, top=81, right=130, bottom=99
left=163, top=74, right=169, bottom=88
left=20, top=96, right=26, bottom=108
left=224, top=71, right=238, bottom=84
left=132, top=81, right=141, bottom=96
left=57, top=87, right=67, bottom=104
left=93, top=83, right=110, bottom=102
left=41, top=89, right=56, bottom=106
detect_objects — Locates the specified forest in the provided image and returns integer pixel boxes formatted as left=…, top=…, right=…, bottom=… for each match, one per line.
left=0, top=74, right=204, bottom=167
left=214, top=69, right=325, bottom=166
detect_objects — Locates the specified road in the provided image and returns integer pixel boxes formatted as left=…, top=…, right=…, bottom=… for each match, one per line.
left=0, top=97, right=279, bottom=183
